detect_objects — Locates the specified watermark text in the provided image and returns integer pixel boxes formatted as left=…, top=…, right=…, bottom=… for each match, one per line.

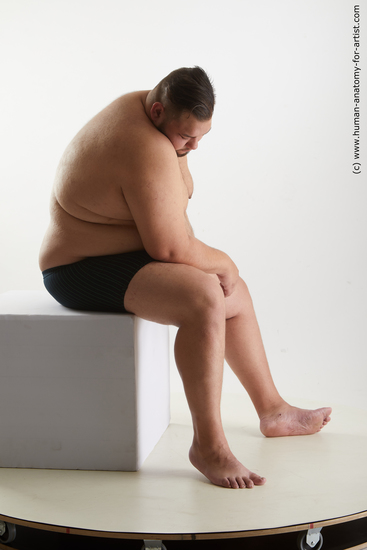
left=352, top=5, right=361, bottom=174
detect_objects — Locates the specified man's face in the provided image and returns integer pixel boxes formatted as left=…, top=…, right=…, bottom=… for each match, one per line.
left=158, top=112, right=212, bottom=157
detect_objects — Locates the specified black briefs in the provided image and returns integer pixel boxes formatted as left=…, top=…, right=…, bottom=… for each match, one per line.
left=42, top=250, right=155, bottom=313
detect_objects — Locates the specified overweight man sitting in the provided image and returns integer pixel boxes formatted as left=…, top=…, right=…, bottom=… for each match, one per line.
left=39, top=66, right=332, bottom=489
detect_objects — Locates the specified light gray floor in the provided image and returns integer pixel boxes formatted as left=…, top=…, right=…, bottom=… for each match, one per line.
left=0, top=393, right=366, bottom=543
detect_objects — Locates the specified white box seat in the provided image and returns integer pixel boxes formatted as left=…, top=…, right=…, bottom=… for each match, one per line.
left=0, top=290, right=170, bottom=471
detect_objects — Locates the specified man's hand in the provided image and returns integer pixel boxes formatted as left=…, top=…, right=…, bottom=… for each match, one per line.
left=217, top=255, right=239, bottom=297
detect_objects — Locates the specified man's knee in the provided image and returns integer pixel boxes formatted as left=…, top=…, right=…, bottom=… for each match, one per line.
left=188, top=273, right=225, bottom=319
left=225, top=277, right=255, bottom=320
left=238, top=277, right=252, bottom=300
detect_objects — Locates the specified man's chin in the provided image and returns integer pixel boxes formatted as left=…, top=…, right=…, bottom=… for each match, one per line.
left=177, top=150, right=189, bottom=157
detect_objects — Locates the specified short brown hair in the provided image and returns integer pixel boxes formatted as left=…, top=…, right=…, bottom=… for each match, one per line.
left=156, top=66, right=215, bottom=121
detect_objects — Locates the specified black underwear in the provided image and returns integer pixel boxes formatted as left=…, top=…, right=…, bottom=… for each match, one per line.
left=42, top=250, right=155, bottom=313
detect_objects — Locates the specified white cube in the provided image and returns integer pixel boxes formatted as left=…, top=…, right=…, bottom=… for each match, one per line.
left=0, top=291, right=170, bottom=471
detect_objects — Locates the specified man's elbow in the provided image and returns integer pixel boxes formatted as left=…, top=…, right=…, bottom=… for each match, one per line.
left=147, top=240, right=190, bottom=264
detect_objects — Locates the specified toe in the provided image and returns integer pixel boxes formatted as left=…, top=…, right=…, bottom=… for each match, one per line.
left=322, top=407, right=332, bottom=420
left=222, top=477, right=232, bottom=489
left=227, top=477, right=240, bottom=489
left=243, top=477, right=254, bottom=488
left=236, top=477, right=247, bottom=489
left=252, top=474, right=266, bottom=486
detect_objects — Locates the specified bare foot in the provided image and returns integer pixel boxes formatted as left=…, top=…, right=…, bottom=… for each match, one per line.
left=260, top=403, right=332, bottom=437
left=189, top=441, right=266, bottom=489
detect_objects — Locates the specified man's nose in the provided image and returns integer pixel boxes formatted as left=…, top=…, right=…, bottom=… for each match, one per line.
left=188, top=138, right=199, bottom=150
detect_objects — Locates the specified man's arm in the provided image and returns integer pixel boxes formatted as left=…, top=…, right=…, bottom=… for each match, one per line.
left=178, top=156, right=196, bottom=237
left=122, top=140, right=238, bottom=296
left=178, top=155, right=194, bottom=199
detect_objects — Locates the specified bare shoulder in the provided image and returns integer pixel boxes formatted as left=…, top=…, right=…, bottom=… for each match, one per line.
left=120, top=125, right=190, bottom=259
left=54, top=91, right=147, bottom=173
left=52, top=91, right=158, bottom=219
left=119, top=105, right=184, bottom=190
left=96, top=90, right=181, bottom=178
left=128, top=131, right=179, bottom=177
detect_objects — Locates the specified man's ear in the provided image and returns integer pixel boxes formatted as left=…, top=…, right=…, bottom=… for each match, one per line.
left=150, top=102, right=165, bottom=124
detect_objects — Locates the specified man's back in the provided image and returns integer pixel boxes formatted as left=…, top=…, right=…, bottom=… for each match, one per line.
left=39, top=90, right=189, bottom=271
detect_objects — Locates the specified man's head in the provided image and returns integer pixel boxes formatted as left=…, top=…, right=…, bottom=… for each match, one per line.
left=155, top=66, right=215, bottom=121
left=148, top=66, right=215, bottom=156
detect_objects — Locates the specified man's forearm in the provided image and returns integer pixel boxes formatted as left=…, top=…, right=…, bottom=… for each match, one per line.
left=171, top=234, right=231, bottom=278
left=172, top=234, right=238, bottom=296
left=181, top=214, right=227, bottom=275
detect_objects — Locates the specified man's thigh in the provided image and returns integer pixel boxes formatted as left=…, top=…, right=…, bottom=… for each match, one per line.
left=124, top=261, right=221, bottom=326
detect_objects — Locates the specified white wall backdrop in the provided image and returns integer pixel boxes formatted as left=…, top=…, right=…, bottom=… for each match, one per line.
left=1, top=0, right=366, bottom=409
